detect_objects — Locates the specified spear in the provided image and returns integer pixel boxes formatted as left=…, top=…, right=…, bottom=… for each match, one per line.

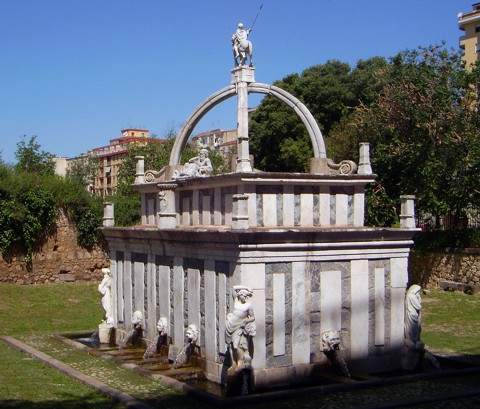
left=250, top=4, right=263, bottom=30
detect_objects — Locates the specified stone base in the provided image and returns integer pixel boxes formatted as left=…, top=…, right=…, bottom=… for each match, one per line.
left=231, top=66, right=255, bottom=84
left=98, top=322, right=114, bottom=344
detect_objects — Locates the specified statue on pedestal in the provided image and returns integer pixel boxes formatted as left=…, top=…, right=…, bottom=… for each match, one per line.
left=231, top=23, right=253, bottom=67
left=98, top=268, right=113, bottom=325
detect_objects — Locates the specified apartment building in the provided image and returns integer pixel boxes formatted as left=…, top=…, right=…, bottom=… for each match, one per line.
left=459, top=3, right=480, bottom=67
left=90, top=129, right=158, bottom=197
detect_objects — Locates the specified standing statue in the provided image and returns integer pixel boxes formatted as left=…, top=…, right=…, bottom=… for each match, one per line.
left=225, top=285, right=256, bottom=373
left=405, top=284, right=423, bottom=349
left=401, top=284, right=440, bottom=372
left=172, top=149, right=213, bottom=179
left=231, top=23, right=253, bottom=67
left=98, top=268, right=113, bottom=325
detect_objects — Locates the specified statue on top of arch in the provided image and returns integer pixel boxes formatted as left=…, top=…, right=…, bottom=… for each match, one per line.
left=231, top=23, right=253, bottom=67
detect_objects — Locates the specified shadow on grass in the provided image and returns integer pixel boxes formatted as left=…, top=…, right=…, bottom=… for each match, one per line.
left=0, top=394, right=123, bottom=409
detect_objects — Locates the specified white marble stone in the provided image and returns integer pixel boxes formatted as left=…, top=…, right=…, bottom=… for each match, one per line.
left=320, top=270, right=342, bottom=335
left=353, top=189, right=365, bottom=227
left=158, top=264, right=170, bottom=334
left=214, top=187, right=222, bottom=225
left=173, top=262, right=185, bottom=346
left=374, top=267, right=385, bottom=346
left=292, top=261, right=311, bottom=365
left=133, top=261, right=145, bottom=317
left=187, top=268, right=201, bottom=344
left=146, top=255, right=156, bottom=339
left=273, top=273, right=286, bottom=356
left=350, top=260, right=369, bottom=359
left=202, top=195, right=211, bottom=225
left=217, top=272, right=227, bottom=357
left=319, top=189, right=330, bottom=226
left=204, top=261, right=217, bottom=362
left=282, top=185, right=295, bottom=226
left=224, top=194, right=233, bottom=226
left=192, top=190, right=200, bottom=225
left=335, top=194, right=349, bottom=226
left=241, top=263, right=266, bottom=370
left=263, top=193, right=277, bottom=226
left=300, top=193, right=314, bottom=226
left=182, top=197, right=190, bottom=226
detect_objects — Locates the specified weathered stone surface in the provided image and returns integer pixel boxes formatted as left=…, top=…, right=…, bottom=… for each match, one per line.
left=409, top=249, right=480, bottom=290
left=0, top=211, right=108, bottom=284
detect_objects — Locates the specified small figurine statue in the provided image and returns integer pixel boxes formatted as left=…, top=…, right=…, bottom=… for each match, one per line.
left=172, top=149, right=213, bottom=179
left=225, top=285, right=256, bottom=374
left=98, top=268, right=113, bottom=325
left=231, top=23, right=253, bottom=67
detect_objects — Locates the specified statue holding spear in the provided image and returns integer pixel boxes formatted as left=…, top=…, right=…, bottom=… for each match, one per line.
left=231, top=4, right=263, bottom=67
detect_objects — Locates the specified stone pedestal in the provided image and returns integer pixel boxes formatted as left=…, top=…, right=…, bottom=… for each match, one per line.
left=98, top=322, right=113, bottom=344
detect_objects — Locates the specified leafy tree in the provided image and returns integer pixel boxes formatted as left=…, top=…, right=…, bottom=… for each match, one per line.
left=67, top=153, right=100, bottom=186
left=334, top=45, right=480, bottom=226
left=250, top=58, right=388, bottom=172
left=0, top=137, right=105, bottom=264
left=14, top=135, right=55, bottom=175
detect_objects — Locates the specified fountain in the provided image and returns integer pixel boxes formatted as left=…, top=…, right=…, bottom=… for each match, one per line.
left=118, top=311, right=143, bottom=349
left=321, top=331, right=351, bottom=378
left=143, top=317, right=168, bottom=360
left=100, top=21, right=421, bottom=393
left=171, top=324, right=199, bottom=369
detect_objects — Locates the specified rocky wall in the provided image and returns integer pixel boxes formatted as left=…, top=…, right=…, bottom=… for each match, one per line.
left=0, top=211, right=109, bottom=285
left=409, top=248, right=480, bottom=289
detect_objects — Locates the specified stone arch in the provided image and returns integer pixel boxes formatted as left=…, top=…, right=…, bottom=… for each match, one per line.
left=169, top=83, right=327, bottom=166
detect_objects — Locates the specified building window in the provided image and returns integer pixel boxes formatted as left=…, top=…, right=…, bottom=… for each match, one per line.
left=476, top=44, right=480, bottom=54
left=476, top=26, right=480, bottom=33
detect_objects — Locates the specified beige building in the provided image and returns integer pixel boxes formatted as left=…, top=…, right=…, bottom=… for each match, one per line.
left=459, top=3, right=480, bottom=67
left=191, top=128, right=237, bottom=153
left=90, top=129, right=159, bottom=197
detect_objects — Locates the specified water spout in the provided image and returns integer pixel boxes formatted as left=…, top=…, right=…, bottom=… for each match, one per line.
left=172, top=324, right=198, bottom=369
left=322, top=330, right=351, bottom=378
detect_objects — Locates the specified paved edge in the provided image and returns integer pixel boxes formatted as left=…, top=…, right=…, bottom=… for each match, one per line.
left=1, top=336, right=153, bottom=409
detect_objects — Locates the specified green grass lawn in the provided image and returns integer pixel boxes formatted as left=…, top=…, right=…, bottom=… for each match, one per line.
left=0, top=283, right=124, bottom=408
left=0, top=283, right=479, bottom=408
left=422, top=289, right=480, bottom=356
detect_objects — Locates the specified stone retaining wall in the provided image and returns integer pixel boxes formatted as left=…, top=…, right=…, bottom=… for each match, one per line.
left=0, top=211, right=109, bottom=285
left=409, top=248, right=480, bottom=289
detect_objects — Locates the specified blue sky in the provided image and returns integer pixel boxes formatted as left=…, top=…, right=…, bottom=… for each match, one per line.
left=0, top=0, right=470, bottom=164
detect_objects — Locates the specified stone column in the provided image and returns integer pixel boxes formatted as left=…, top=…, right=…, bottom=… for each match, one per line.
left=157, top=183, right=178, bottom=229
left=232, top=193, right=249, bottom=229
left=231, top=66, right=255, bottom=172
left=358, top=143, right=373, bottom=175
left=103, top=202, right=114, bottom=227
left=400, top=195, right=417, bottom=229
left=135, top=156, right=145, bottom=184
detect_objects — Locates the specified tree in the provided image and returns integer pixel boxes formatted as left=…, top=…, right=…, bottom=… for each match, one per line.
left=14, top=135, right=55, bottom=175
left=333, top=45, right=480, bottom=227
left=249, top=58, right=388, bottom=172
left=67, top=153, right=100, bottom=187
